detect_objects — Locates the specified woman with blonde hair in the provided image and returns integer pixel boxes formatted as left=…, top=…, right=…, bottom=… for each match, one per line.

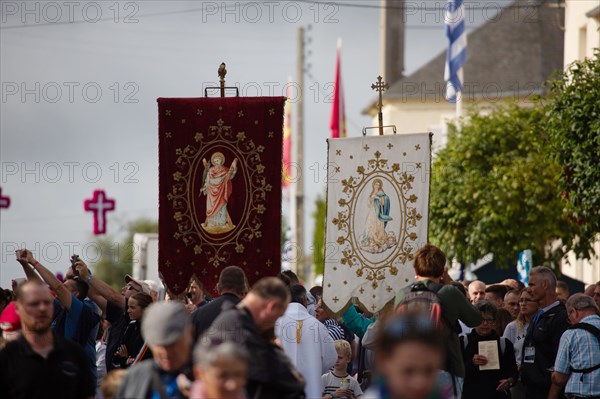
left=502, top=289, right=539, bottom=399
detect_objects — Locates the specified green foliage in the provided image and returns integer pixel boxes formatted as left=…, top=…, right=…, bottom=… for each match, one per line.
left=430, top=105, right=569, bottom=267
left=93, top=218, right=158, bottom=289
left=544, top=51, right=600, bottom=258
left=312, top=194, right=327, bottom=276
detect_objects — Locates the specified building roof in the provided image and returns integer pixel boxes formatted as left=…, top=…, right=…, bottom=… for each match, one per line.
left=364, top=0, right=564, bottom=114
left=586, top=5, right=600, bottom=18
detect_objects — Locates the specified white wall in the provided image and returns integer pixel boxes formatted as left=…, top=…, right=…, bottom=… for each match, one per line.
left=561, top=236, right=600, bottom=286
left=564, top=0, right=600, bottom=68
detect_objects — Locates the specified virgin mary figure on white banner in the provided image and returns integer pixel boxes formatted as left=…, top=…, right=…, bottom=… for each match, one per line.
left=323, top=133, right=431, bottom=315
left=359, top=178, right=397, bottom=254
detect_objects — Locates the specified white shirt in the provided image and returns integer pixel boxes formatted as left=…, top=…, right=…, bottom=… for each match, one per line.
left=503, top=320, right=529, bottom=364
left=275, top=302, right=337, bottom=399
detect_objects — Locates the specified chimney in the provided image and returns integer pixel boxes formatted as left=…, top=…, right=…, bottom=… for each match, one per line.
left=380, top=0, right=405, bottom=85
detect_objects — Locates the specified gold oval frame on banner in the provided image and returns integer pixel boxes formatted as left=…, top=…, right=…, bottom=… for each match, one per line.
left=167, top=118, right=272, bottom=267
left=332, top=150, right=423, bottom=291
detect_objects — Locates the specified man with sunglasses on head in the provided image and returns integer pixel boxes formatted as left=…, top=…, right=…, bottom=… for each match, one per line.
left=74, top=261, right=154, bottom=372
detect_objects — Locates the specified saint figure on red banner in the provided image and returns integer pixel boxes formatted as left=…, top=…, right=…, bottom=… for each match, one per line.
left=200, top=152, right=238, bottom=234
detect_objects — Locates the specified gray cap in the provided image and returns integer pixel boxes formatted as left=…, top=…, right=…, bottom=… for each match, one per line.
left=142, top=301, right=190, bottom=345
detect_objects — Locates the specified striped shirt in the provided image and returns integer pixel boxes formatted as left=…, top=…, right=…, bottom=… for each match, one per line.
left=554, top=315, right=600, bottom=396
left=321, top=372, right=363, bottom=398
left=324, top=319, right=346, bottom=341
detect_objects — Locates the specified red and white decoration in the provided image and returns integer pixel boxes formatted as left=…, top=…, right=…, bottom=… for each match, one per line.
left=84, top=190, right=115, bottom=235
left=0, top=187, right=10, bottom=210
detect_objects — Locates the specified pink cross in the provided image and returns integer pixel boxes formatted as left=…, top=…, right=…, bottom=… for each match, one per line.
left=84, top=190, right=115, bottom=235
left=0, top=187, right=10, bottom=209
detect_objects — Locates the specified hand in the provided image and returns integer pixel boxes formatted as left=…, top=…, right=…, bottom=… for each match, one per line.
left=75, top=260, right=90, bottom=280
left=473, top=354, right=488, bottom=365
left=16, top=248, right=35, bottom=265
left=115, top=344, right=128, bottom=358
left=176, top=374, right=192, bottom=398
left=496, top=378, right=512, bottom=391
left=184, top=303, right=197, bottom=314
left=334, top=388, right=353, bottom=398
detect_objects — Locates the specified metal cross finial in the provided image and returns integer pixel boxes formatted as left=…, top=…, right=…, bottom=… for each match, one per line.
left=218, top=63, right=227, bottom=97
left=371, top=76, right=389, bottom=135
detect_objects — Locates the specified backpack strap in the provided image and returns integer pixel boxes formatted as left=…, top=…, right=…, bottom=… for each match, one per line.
left=568, top=322, right=600, bottom=380
left=427, top=282, right=444, bottom=294
left=569, top=322, right=600, bottom=340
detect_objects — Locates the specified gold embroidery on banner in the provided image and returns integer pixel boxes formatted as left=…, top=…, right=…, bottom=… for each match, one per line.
left=166, top=117, right=271, bottom=267
left=332, top=149, right=422, bottom=293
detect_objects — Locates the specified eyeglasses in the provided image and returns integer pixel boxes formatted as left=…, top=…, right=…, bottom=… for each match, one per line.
left=482, top=318, right=496, bottom=324
left=126, top=284, right=140, bottom=292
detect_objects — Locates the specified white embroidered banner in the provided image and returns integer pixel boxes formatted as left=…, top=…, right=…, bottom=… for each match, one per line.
left=323, top=133, right=431, bottom=314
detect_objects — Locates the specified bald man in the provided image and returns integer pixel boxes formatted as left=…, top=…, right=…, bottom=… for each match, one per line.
left=468, top=280, right=486, bottom=304
left=0, top=281, right=94, bottom=399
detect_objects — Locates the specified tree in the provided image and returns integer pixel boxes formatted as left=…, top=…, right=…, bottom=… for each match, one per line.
left=429, top=105, right=570, bottom=267
left=544, top=51, right=600, bottom=259
left=312, top=194, right=327, bottom=277
left=93, top=217, right=158, bottom=289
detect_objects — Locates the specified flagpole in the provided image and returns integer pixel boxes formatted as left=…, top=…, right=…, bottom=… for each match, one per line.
left=294, top=26, right=305, bottom=278
left=456, top=69, right=463, bottom=130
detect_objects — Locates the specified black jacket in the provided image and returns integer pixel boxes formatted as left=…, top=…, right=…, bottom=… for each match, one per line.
left=112, top=320, right=152, bottom=368
left=203, top=304, right=306, bottom=399
left=191, top=293, right=240, bottom=341
left=461, top=330, right=518, bottom=399
left=520, top=302, right=568, bottom=399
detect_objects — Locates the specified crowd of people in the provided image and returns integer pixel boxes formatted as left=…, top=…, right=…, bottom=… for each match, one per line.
left=0, top=245, right=599, bottom=399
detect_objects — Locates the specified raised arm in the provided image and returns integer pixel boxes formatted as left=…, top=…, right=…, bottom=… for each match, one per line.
left=76, top=261, right=125, bottom=310
left=15, top=250, right=42, bottom=282
left=341, top=304, right=374, bottom=339
left=19, top=248, right=73, bottom=310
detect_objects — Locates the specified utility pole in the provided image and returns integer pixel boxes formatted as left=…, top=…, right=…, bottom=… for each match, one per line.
left=292, top=26, right=305, bottom=279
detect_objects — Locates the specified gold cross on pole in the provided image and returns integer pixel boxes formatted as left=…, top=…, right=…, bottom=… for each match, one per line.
left=371, top=76, right=389, bottom=136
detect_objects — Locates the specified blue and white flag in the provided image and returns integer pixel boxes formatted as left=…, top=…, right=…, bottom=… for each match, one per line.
left=517, top=249, right=532, bottom=286
left=444, top=0, right=467, bottom=103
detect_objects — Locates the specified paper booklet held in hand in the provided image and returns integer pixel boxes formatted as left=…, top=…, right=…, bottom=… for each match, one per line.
left=478, top=340, right=500, bottom=370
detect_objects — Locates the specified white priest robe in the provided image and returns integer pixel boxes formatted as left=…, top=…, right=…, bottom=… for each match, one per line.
left=275, top=302, right=337, bottom=399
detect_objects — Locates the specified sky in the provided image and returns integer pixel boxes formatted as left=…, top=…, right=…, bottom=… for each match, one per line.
left=0, top=0, right=507, bottom=287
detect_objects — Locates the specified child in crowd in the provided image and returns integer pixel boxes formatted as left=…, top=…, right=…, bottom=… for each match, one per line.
left=365, top=314, right=453, bottom=399
left=322, top=340, right=363, bottom=399
left=100, top=369, right=127, bottom=399
left=191, top=337, right=249, bottom=399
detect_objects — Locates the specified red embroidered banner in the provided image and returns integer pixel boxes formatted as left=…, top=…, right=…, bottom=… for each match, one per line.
left=158, top=97, right=285, bottom=295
